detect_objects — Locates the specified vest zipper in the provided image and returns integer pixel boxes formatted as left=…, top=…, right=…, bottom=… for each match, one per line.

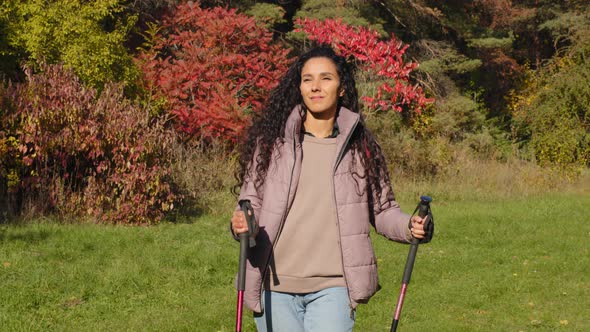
left=259, top=137, right=299, bottom=311
left=332, top=118, right=359, bottom=312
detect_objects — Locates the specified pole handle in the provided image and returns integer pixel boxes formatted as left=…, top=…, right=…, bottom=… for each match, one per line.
left=402, top=195, right=431, bottom=283
left=237, top=200, right=257, bottom=291
left=239, top=200, right=257, bottom=248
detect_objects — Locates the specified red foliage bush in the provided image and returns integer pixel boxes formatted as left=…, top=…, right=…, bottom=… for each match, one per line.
left=139, top=1, right=292, bottom=143
left=1, top=63, right=178, bottom=224
left=295, top=18, right=433, bottom=113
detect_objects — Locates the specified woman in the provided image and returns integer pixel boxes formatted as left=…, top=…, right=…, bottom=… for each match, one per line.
left=231, top=45, right=430, bottom=332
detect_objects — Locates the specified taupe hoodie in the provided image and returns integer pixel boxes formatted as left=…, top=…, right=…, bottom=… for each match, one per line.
left=235, top=105, right=412, bottom=313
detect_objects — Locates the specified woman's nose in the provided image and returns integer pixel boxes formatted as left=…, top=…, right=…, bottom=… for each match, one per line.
left=311, top=81, right=320, bottom=92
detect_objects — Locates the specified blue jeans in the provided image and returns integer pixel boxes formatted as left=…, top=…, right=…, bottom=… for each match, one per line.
left=254, top=287, right=355, bottom=332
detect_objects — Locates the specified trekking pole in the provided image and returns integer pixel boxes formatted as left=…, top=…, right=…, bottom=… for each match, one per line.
left=391, top=195, right=433, bottom=332
left=236, top=200, right=257, bottom=332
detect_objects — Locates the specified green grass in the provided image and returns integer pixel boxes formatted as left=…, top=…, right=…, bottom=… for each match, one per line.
left=1, top=192, right=589, bottom=331
left=359, top=192, right=589, bottom=331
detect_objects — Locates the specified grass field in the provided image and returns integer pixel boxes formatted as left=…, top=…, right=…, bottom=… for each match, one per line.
left=1, top=191, right=589, bottom=331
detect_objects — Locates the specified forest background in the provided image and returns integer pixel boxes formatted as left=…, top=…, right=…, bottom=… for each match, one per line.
left=0, top=0, right=589, bottom=223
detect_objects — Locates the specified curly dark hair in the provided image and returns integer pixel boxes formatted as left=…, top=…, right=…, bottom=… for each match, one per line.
left=235, top=45, right=394, bottom=211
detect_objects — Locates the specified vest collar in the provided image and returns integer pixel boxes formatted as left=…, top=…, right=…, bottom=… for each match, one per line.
left=284, top=105, right=360, bottom=142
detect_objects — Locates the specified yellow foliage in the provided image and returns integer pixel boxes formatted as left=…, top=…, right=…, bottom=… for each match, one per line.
left=509, top=44, right=589, bottom=170
left=4, top=0, right=138, bottom=89
left=7, top=169, right=19, bottom=188
left=410, top=105, right=435, bottom=137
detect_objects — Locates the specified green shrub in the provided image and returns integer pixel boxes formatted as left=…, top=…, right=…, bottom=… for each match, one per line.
left=427, top=94, right=486, bottom=141
left=511, top=9, right=590, bottom=173
left=245, top=3, right=286, bottom=27
left=510, top=39, right=589, bottom=172
left=366, top=111, right=453, bottom=178
left=292, top=0, right=386, bottom=36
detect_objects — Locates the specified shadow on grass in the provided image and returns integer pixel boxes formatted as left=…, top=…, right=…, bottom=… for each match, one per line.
left=162, top=199, right=206, bottom=224
left=0, top=228, right=52, bottom=243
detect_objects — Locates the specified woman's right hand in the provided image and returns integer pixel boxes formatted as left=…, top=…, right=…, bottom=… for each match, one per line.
left=231, top=210, right=258, bottom=236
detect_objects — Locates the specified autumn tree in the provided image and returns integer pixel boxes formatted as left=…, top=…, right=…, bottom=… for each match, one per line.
left=296, top=18, right=433, bottom=114
left=139, top=2, right=292, bottom=143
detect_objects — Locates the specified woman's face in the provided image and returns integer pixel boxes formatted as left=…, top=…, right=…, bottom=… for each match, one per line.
left=300, top=57, right=343, bottom=118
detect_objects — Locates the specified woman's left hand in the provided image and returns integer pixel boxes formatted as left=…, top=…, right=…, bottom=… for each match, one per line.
left=410, top=215, right=428, bottom=239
